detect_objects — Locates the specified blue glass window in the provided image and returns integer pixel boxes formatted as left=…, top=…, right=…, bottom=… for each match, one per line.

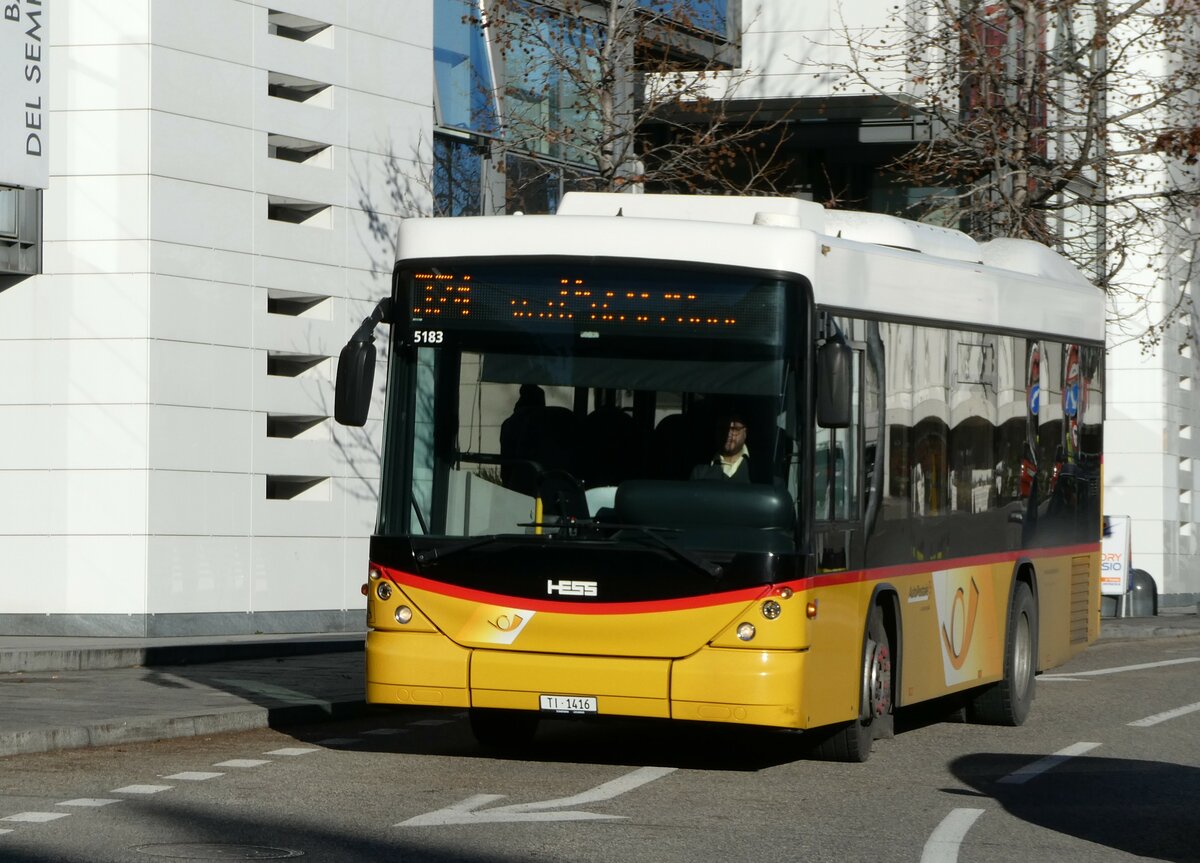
left=637, top=0, right=727, bottom=35
left=500, top=6, right=601, bottom=166
left=435, top=0, right=498, bottom=134
left=434, top=135, right=484, bottom=217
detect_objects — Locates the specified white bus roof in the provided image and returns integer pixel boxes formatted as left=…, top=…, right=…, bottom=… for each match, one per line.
left=396, top=192, right=1104, bottom=342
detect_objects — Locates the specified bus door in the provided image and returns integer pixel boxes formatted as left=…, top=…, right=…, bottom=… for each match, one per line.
left=814, top=344, right=864, bottom=573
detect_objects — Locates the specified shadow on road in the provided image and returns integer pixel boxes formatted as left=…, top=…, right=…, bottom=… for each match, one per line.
left=950, top=752, right=1200, bottom=862
left=0, top=796, right=535, bottom=863
left=280, top=709, right=829, bottom=772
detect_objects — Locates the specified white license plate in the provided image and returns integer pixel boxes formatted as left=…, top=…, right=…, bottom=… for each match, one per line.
left=539, top=694, right=597, bottom=714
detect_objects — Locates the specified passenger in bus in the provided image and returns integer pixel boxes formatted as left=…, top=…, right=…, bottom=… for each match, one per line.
left=499, top=384, right=545, bottom=494
left=690, top=414, right=751, bottom=482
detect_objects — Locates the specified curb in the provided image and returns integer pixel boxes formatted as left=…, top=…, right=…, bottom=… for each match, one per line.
left=0, top=638, right=365, bottom=674
left=0, top=697, right=372, bottom=759
left=1097, top=623, right=1200, bottom=642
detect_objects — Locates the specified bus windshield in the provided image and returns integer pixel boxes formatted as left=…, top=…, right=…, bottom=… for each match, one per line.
left=378, top=262, right=804, bottom=555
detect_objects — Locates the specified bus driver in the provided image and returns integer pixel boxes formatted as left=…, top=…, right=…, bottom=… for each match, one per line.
left=690, top=414, right=751, bottom=482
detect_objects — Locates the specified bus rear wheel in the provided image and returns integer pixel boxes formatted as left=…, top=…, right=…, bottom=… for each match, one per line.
left=469, top=708, right=540, bottom=750
left=966, top=580, right=1037, bottom=726
left=813, top=604, right=893, bottom=762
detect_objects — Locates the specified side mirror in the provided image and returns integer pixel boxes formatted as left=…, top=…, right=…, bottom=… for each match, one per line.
left=334, top=338, right=375, bottom=426
left=816, top=337, right=852, bottom=429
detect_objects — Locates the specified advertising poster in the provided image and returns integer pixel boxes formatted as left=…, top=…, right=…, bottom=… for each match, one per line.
left=1101, top=515, right=1132, bottom=596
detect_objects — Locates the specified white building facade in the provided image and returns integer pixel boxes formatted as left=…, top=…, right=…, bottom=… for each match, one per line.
left=0, top=0, right=431, bottom=635
left=2, top=0, right=1194, bottom=640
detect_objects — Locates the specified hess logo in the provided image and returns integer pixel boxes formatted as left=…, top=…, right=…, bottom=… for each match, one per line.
left=546, top=579, right=598, bottom=597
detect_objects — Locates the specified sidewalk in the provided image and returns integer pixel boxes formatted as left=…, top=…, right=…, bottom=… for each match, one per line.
left=0, top=633, right=367, bottom=758
left=1, top=610, right=1197, bottom=759
left=1096, top=605, right=1200, bottom=641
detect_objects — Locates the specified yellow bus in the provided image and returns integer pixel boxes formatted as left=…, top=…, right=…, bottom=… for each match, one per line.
left=335, top=193, right=1104, bottom=761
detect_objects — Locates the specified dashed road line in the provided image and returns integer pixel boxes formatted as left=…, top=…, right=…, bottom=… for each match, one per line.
left=214, top=759, right=271, bottom=768
left=362, top=728, right=406, bottom=736
left=0, top=739, right=346, bottom=844
left=265, top=748, right=320, bottom=756
left=316, top=737, right=362, bottom=745
left=111, top=785, right=173, bottom=795
left=997, top=742, right=1101, bottom=785
left=1128, top=700, right=1200, bottom=727
left=1, top=812, right=70, bottom=823
left=920, top=808, right=985, bottom=863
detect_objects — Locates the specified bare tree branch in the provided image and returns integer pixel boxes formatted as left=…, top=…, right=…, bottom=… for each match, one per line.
left=820, top=0, right=1200, bottom=351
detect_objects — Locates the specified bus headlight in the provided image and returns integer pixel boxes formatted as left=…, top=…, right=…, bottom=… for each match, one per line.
left=761, top=600, right=782, bottom=620
left=395, top=605, right=413, bottom=625
left=736, top=622, right=756, bottom=641
left=368, top=566, right=382, bottom=581
left=376, top=582, right=393, bottom=601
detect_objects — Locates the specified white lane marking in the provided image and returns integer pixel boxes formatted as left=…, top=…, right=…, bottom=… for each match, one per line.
left=1042, top=657, right=1200, bottom=679
left=214, top=759, right=271, bottom=768
left=317, top=738, right=362, bottom=745
left=1129, top=700, right=1200, bottom=727
left=2, top=812, right=70, bottom=823
left=1036, top=677, right=1087, bottom=682
left=998, top=742, right=1101, bottom=785
left=265, top=748, right=320, bottom=756
left=398, top=765, right=677, bottom=826
left=362, top=728, right=406, bottom=736
left=164, top=772, right=224, bottom=781
left=0, top=828, right=12, bottom=835
left=920, top=808, right=985, bottom=863
left=111, top=785, right=173, bottom=795
left=57, top=799, right=120, bottom=807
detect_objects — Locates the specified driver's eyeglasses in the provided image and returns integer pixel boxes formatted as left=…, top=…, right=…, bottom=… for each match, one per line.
left=728, top=423, right=746, bottom=432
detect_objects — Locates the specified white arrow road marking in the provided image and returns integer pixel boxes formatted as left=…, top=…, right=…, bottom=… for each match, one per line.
left=397, top=765, right=677, bottom=826
left=920, top=808, right=985, bottom=863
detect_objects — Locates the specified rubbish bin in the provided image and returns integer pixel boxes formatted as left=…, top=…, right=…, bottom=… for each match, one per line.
left=1127, top=569, right=1158, bottom=617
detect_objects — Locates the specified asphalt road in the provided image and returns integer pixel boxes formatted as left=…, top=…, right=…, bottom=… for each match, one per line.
left=1, top=634, right=1197, bottom=863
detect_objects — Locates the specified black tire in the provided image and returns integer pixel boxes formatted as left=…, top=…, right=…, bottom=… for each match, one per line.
left=813, top=603, right=893, bottom=762
left=469, top=708, right=540, bottom=750
left=966, top=580, right=1037, bottom=726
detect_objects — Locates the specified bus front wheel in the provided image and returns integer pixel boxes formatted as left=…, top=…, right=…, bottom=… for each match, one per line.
left=469, top=708, right=540, bottom=750
left=967, top=580, right=1037, bottom=726
left=813, top=603, right=893, bottom=762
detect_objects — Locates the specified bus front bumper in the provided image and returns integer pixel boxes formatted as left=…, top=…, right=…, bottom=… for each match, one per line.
left=365, top=630, right=813, bottom=729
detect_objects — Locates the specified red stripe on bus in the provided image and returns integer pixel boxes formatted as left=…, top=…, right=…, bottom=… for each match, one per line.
left=377, top=542, right=1098, bottom=616
left=380, top=567, right=773, bottom=614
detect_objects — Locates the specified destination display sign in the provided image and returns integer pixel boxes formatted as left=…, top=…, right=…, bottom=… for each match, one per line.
left=404, top=264, right=786, bottom=342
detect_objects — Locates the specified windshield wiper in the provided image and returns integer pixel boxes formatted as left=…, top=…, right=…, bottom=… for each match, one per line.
left=418, top=523, right=723, bottom=579
left=610, top=523, right=724, bottom=579
left=520, top=519, right=723, bottom=579
left=413, top=535, right=507, bottom=565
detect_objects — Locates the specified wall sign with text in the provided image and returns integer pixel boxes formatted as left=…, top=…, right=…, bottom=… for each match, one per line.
left=1, top=0, right=47, bottom=189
